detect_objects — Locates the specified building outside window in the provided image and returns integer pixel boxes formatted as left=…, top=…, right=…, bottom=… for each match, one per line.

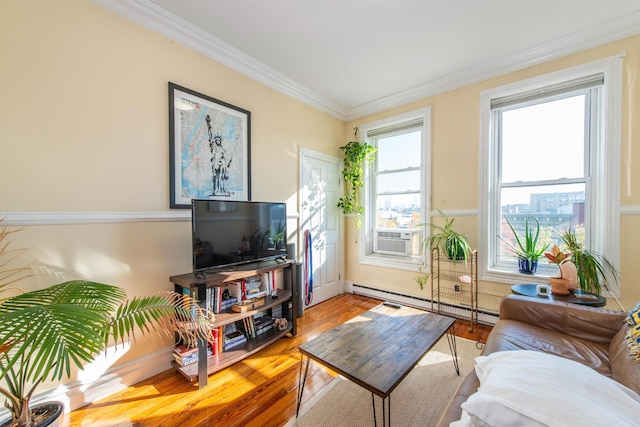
left=479, top=57, right=622, bottom=293
left=359, top=108, right=431, bottom=270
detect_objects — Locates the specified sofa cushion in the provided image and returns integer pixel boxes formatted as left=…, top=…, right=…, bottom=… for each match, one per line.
left=610, top=325, right=640, bottom=394
left=485, top=318, right=612, bottom=376
left=457, top=350, right=640, bottom=427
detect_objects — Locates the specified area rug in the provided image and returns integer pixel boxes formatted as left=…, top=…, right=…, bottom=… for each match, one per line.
left=286, top=336, right=482, bottom=427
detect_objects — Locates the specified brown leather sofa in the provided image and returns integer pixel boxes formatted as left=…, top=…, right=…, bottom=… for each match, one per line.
left=437, top=294, right=640, bottom=426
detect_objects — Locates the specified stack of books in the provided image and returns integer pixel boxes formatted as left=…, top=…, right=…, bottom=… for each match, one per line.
left=173, top=344, right=213, bottom=366
left=254, top=314, right=274, bottom=336
left=224, top=330, right=247, bottom=350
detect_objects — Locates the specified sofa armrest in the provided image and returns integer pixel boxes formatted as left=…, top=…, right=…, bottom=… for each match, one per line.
left=499, top=294, right=626, bottom=346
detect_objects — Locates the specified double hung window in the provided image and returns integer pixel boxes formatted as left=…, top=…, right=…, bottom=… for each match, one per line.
left=360, top=108, right=431, bottom=269
left=480, top=57, right=621, bottom=293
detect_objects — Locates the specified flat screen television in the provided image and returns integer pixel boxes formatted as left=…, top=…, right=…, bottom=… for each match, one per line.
left=192, top=199, right=288, bottom=271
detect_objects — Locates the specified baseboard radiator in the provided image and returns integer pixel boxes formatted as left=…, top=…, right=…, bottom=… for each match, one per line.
left=348, top=283, right=499, bottom=326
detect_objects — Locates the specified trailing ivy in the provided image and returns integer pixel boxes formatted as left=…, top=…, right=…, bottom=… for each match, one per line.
left=337, top=128, right=376, bottom=226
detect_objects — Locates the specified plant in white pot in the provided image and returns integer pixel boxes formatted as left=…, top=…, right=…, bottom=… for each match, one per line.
left=0, top=223, right=214, bottom=427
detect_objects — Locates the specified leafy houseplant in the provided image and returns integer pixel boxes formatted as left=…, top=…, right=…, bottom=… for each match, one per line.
left=544, top=244, right=577, bottom=295
left=336, top=127, right=377, bottom=227
left=421, top=209, right=472, bottom=263
left=500, top=214, right=549, bottom=274
left=0, top=223, right=214, bottom=427
left=560, top=227, right=619, bottom=295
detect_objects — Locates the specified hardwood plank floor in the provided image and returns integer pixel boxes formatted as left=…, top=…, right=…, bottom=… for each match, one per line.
left=65, top=294, right=492, bottom=427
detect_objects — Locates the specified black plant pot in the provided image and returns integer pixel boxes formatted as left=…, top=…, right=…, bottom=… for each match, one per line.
left=0, top=402, right=64, bottom=427
left=518, top=258, right=538, bottom=274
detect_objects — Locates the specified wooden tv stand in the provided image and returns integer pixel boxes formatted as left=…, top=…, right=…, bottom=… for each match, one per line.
left=170, top=259, right=298, bottom=388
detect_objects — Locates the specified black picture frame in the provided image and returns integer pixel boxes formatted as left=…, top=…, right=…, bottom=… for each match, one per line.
left=169, top=82, right=251, bottom=208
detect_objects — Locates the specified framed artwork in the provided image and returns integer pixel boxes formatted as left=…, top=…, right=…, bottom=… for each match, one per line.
left=169, top=82, right=251, bottom=208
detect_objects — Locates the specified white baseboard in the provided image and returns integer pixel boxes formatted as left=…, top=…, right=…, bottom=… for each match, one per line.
left=0, top=346, right=175, bottom=420
left=347, top=282, right=499, bottom=325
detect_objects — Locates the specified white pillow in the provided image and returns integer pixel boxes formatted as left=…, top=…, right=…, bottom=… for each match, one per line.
left=460, top=350, right=640, bottom=427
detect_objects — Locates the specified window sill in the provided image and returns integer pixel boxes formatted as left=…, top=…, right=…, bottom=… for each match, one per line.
left=360, top=252, right=423, bottom=272
left=481, top=268, right=553, bottom=286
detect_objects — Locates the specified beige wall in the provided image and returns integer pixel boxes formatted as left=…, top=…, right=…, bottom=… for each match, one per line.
left=0, top=0, right=343, bottom=377
left=2, top=0, right=639, bottom=400
left=346, top=35, right=640, bottom=313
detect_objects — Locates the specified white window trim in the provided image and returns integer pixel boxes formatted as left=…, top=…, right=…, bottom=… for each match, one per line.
left=479, top=55, right=623, bottom=295
left=359, top=107, right=432, bottom=272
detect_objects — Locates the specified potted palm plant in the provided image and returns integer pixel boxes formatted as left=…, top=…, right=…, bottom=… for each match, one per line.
left=560, top=226, right=619, bottom=295
left=421, top=209, right=472, bottom=262
left=500, top=214, right=549, bottom=274
left=0, top=223, right=214, bottom=427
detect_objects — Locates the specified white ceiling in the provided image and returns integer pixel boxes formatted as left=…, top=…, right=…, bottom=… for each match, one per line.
left=95, top=0, right=640, bottom=120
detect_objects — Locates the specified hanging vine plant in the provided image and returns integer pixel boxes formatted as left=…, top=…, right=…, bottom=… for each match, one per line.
left=337, top=127, right=377, bottom=226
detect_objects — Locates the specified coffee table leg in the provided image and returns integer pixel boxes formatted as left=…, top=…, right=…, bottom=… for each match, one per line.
left=296, top=354, right=311, bottom=417
left=445, top=327, right=460, bottom=375
left=371, top=393, right=391, bottom=427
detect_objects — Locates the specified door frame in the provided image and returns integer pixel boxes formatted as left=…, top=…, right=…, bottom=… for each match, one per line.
left=299, top=147, right=344, bottom=297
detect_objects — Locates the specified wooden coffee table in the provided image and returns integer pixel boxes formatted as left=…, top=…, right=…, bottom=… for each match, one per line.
left=296, top=302, right=458, bottom=426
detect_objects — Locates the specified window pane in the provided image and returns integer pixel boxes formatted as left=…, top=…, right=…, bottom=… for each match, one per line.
left=377, top=170, right=420, bottom=194
left=376, top=194, right=421, bottom=229
left=501, top=95, right=586, bottom=183
left=498, top=183, right=585, bottom=261
left=377, top=130, right=422, bottom=171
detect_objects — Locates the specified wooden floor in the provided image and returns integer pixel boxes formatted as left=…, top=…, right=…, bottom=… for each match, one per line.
left=65, top=294, right=492, bottom=427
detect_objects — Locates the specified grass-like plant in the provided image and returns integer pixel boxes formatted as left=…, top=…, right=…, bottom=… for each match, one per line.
left=560, top=226, right=618, bottom=295
left=500, top=214, right=549, bottom=263
left=421, top=209, right=472, bottom=263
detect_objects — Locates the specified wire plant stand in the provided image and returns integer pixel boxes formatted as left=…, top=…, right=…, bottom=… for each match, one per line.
left=430, top=248, right=478, bottom=332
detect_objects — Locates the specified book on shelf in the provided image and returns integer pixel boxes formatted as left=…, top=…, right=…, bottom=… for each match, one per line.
left=254, top=313, right=274, bottom=336
left=224, top=330, right=247, bottom=350
left=173, top=344, right=212, bottom=366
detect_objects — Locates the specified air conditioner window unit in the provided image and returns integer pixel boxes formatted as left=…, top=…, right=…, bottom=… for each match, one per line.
left=374, top=230, right=421, bottom=256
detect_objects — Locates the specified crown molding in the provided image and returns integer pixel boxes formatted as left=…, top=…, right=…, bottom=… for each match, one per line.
left=90, top=0, right=348, bottom=120
left=346, top=12, right=640, bottom=120
left=92, top=1, right=640, bottom=122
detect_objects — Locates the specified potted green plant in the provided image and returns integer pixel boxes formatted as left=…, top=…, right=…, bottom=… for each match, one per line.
left=415, top=269, right=430, bottom=291
left=543, top=244, right=578, bottom=295
left=421, top=209, right=472, bottom=262
left=500, top=214, right=549, bottom=274
left=336, top=127, right=376, bottom=227
left=0, top=223, right=213, bottom=427
left=560, top=226, right=619, bottom=295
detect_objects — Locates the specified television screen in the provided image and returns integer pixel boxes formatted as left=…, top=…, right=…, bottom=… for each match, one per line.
left=192, top=199, right=287, bottom=271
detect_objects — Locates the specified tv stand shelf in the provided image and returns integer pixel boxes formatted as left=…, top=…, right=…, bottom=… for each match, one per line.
left=170, top=259, right=297, bottom=388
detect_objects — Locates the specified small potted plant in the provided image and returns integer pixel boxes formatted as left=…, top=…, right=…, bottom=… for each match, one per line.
left=0, top=222, right=214, bottom=427
left=560, top=227, right=619, bottom=295
left=544, top=244, right=578, bottom=295
left=500, top=214, right=549, bottom=274
left=336, top=127, right=377, bottom=228
left=421, top=209, right=472, bottom=262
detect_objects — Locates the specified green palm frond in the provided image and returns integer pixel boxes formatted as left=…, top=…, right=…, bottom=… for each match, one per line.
left=110, top=292, right=213, bottom=348
left=0, top=281, right=126, bottom=383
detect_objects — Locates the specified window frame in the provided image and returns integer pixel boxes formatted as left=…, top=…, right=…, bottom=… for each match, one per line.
left=479, top=56, right=622, bottom=295
left=359, top=107, right=432, bottom=271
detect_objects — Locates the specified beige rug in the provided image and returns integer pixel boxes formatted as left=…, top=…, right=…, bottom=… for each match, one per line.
left=287, top=336, right=482, bottom=427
